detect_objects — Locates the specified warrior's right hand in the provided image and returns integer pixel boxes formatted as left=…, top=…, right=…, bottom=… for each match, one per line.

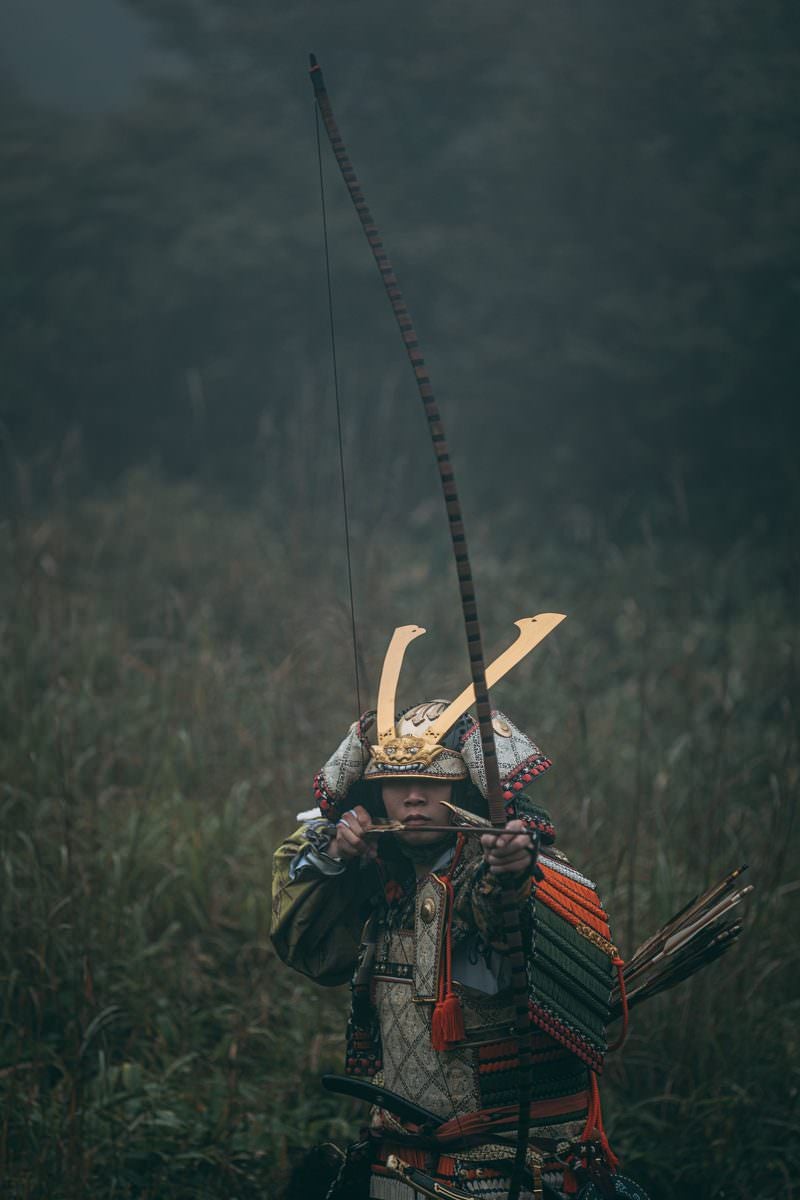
left=332, top=806, right=377, bottom=863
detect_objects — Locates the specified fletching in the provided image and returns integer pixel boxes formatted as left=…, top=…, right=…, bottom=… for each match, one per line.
left=610, top=866, right=751, bottom=1021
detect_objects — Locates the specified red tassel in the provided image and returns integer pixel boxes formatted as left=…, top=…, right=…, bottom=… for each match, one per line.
left=430, top=837, right=466, bottom=1053
left=431, top=989, right=466, bottom=1051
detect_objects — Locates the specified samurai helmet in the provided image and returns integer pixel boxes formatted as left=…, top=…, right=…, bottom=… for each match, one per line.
left=312, top=615, right=564, bottom=836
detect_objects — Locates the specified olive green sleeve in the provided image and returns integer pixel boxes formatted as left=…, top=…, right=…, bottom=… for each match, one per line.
left=270, top=826, right=375, bottom=986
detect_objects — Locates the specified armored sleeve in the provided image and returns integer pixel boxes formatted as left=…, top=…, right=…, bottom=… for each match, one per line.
left=271, top=824, right=376, bottom=986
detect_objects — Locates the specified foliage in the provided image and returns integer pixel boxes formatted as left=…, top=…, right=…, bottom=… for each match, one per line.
left=1, top=471, right=798, bottom=1197
left=1, top=0, right=799, bottom=527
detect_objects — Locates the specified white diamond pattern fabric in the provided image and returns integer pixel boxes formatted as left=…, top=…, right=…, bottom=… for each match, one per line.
left=460, top=710, right=545, bottom=799
left=374, top=934, right=480, bottom=1118
left=319, top=721, right=371, bottom=804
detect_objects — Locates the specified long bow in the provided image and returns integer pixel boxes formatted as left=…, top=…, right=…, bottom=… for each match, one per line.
left=309, top=55, right=534, bottom=1200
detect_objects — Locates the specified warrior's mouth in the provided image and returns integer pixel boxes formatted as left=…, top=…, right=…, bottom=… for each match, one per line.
left=403, top=816, right=430, bottom=825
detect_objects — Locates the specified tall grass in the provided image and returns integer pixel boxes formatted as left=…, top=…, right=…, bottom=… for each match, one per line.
left=1, top=470, right=797, bottom=1198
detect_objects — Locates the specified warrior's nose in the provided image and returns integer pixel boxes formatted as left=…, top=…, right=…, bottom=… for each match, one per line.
left=405, top=787, right=427, bottom=805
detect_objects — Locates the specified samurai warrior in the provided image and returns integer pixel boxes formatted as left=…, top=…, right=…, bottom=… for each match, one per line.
left=274, top=55, right=748, bottom=1200
left=271, top=621, right=640, bottom=1200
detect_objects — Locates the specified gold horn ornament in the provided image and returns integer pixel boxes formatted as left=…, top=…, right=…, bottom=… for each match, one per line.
left=375, top=624, right=427, bottom=741
left=422, top=614, right=565, bottom=744
left=370, top=614, right=565, bottom=772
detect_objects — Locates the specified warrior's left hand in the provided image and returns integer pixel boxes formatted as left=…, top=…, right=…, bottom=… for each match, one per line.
left=480, top=819, right=535, bottom=876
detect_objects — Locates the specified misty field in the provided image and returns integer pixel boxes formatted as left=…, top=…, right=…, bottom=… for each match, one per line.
left=1, top=471, right=798, bottom=1199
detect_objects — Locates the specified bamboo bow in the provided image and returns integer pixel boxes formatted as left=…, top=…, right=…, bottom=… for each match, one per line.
left=309, top=54, right=537, bottom=1200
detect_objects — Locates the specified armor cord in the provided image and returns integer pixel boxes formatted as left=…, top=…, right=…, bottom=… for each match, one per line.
left=308, top=54, right=533, bottom=1200
left=431, top=835, right=467, bottom=1052
left=607, top=955, right=629, bottom=1052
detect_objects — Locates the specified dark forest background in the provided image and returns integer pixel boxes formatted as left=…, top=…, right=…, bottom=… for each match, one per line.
left=1, top=2, right=799, bottom=1198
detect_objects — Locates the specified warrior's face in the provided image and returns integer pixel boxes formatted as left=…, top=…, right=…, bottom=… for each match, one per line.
left=381, top=778, right=454, bottom=845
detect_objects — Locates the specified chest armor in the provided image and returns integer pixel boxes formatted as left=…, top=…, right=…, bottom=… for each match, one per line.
left=372, top=874, right=586, bottom=1123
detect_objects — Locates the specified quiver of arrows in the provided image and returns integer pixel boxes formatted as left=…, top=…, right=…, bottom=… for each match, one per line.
left=610, top=865, right=752, bottom=1021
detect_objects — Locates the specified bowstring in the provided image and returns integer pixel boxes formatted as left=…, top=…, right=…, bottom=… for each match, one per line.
left=314, top=101, right=362, bottom=717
